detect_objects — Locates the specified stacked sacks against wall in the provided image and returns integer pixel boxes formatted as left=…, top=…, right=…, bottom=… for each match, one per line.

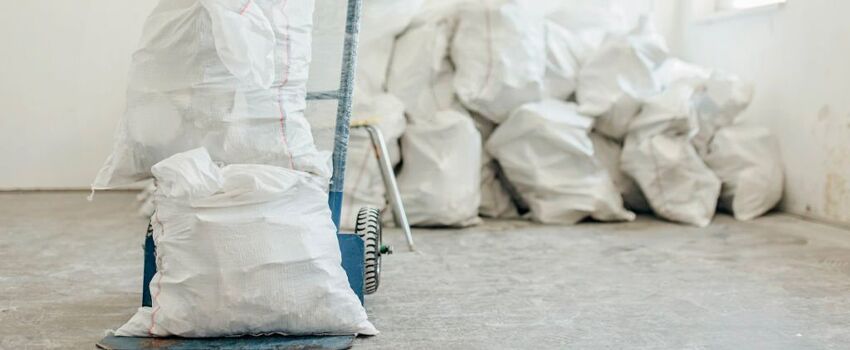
left=351, top=0, right=784, bottom=227
left=617, top=58, right=780, bottom=226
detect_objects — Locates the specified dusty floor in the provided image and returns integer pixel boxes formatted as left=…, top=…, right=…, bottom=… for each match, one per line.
left=2, top=192, right=850, bottom=349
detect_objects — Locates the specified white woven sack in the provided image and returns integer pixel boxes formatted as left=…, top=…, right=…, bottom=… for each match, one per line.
left=451, top=0, right=546, bottom=124
left=621, top=84, right=721, bottom=227
left=115, top=148, right=376, bottom=337
left=704, top=125, right=783, bottom=220
left=398, top=110, right=483, bottom=227
left=577, top=17, right=668, bottom=141
left=94, top=0, right=329, bottom=189
left=487, top=100, right=635, bottom=224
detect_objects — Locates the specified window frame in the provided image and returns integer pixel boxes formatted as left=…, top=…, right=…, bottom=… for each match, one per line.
left=694, top=0, right=787, bottom=24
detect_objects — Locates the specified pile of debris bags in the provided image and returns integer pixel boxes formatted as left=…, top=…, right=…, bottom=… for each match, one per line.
left=95, top=0, right=375, bottom=337
left=349, top=0, right=784, bottom=227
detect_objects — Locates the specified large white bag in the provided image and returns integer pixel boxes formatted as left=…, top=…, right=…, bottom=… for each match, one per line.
left=387, top=16, right=458, bottom=122
left=621, top=85, right=721, bottom=227
left=704, top=125, right=784, bottom=220
left=487, top=100, right=635, bottom=224
left=622, top=133, right=720, bottom=227
left=116, top=148, right=376, bottom=338
left=451, top=0, right=546, bottom=124
left=339, top=94, right=407, bottom=230
left=654, top=58, right=712, bottom=90
left=546, top=1, right=631, bottom=64
left=94, top=0, right=329, bottom=189
left=356, top=0, right=425, bottom=96
left=691, top=73, right=755, bottom=156
left=542, top=21, right=581, bottom=100
left=577, top=17, right=668, bottom=141
left=398, top=110, right=482, bottom=227
left=590, top=133, right=650, bottom=213
left=473, top=114, right=519, bottom=218
left=652, top=59, right=755, bottom=156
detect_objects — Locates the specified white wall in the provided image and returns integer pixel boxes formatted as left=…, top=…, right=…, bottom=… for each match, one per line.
left=663, top=0, right=850, bottom=225
left=0, top=0, right=158, bottom=189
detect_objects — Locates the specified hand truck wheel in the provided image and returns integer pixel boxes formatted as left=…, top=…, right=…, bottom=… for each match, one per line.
left=355, top=207, right=386, bottom=295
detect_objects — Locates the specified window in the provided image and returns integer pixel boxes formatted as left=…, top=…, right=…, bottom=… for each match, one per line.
left=693, top=0, right=786, bottom=23
left=716, top=0, right=786, bottom=11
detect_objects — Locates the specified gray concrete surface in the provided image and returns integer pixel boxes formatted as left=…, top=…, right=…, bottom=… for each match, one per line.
left=2, top=192, right=850, bottom=349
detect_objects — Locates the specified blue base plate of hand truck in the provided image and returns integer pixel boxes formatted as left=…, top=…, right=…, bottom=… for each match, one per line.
left=96, top=334, right=355, bottom=350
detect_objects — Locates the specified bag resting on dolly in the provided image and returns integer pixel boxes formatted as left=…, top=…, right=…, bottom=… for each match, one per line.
left=115, top=148, right=376, bottom=338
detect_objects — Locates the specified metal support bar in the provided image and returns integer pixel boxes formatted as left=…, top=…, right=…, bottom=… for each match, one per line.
left=328, top=0, right=363, bottom=231
left=362, top=125, right=416, bottom=251
left=307, top=90, right=340, bottom=100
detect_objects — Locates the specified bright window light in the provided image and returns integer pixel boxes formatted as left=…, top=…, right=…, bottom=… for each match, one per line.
left=716, top=0, right=786, bottom=11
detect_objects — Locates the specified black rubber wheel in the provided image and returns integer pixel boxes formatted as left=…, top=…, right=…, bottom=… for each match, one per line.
left=355, top=207, right=381, bottom=295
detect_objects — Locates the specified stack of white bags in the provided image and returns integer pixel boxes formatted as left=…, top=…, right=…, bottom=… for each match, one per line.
left=349, top=0, right=784, bottom=228
left=95, top=0, right=375, bottom=337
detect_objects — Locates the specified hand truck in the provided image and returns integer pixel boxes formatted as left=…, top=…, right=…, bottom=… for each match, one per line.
left=98, top=0, right=413, bottom=348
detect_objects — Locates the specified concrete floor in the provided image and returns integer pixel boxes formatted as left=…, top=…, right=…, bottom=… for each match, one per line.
left=2, top=192, right=850, bottom=349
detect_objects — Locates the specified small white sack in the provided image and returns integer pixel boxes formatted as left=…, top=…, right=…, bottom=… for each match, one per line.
left=653, top=60, right=754, bottom=156
left=704, top=125, right=784, bottom=220
left=654, top=58, right=712, bottom=90
left=356, top=0, right=425, bottom=96
left=387, top=16, right=458, bottom=122
left=622, top=85, right=721, bottom=227
left=452, top=0, right=546, bottom=124
left=116, top=148, right=376, bottom=338
left=340, top=94, right=407, bottom=230
left=577, top=17, right=668, bottom=141
left=546, top=1, right=631, bottom=64
left=542, top=21, right=581, bottom=100
left=398, top=110, right=482, bottom=227
left=622, top=133, right=721, bottom=227
left=691, top=73, right=755, bottom=156
left=94, top=0, right=329, bottom=189
left=473, top=114, right=519, bottom=218
left=479, top=158, right=520, bottom=219
left=487, top=100, right=635, bottom=224
left=590, top=133, right=650, bottom=213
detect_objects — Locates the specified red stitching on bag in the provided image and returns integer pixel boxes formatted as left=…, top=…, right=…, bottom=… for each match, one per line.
left=148, top=211, right=165, bottom=336
left=239, top=0, right=253, bottom=15
left=278, top=0, right=297, bottom=170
